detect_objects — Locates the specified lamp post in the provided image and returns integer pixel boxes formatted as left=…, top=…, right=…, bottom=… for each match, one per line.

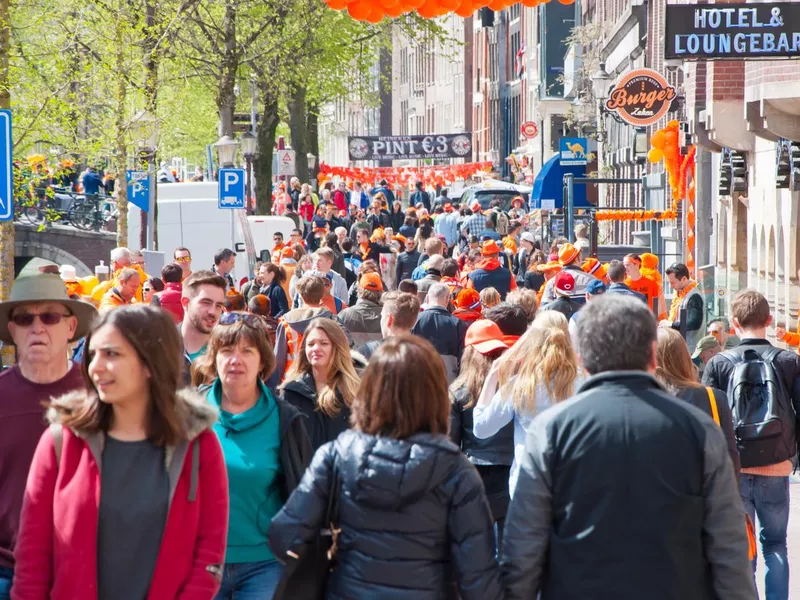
left=214, top=135, right=239, bottom=171
left=241, top=131, right=257, bottom=214
left=131, top=109, right=158, bottom=250
left=307, top=152, right=317, bottom=192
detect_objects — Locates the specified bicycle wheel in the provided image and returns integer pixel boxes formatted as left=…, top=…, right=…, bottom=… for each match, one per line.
left=16, top=199, right=40, bottom=224
left=68, top=200, right=95, bottom=230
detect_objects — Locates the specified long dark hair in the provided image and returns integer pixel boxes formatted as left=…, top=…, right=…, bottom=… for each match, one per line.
left=55, top=305, right=188, bottom=446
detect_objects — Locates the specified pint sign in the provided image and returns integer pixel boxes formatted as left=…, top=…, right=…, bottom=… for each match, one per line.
left=604, top=69, right=676, bottom=127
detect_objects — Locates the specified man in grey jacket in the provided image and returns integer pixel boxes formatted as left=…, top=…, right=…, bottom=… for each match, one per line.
left=501, top=294, right=756, bottom=600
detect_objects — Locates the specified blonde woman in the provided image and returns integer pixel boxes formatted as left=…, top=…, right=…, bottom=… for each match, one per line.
left=472, top=314, right=580, bottom=497
left=279, top=318, right=360, bottom=451
left=479, top=287, right=501, bottom=310
left=655, top=328, right=740, bottom=475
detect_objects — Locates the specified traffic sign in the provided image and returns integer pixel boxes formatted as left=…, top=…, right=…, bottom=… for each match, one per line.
left=520, top=121, right=538, bottom=140
left=126, top=170, right=151, bottom=212
left=277, top=150, right=296, bottom=177
left=218, top=168, right=246, bottom=209
left=0, top=110, right=12, bottom=221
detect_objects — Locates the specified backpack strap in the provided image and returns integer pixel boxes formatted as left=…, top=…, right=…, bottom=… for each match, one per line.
left=50, top=423, right=63, bottom=469
left=705, top=387, right=721, bottom=427
left=720, top=349, right=745, bottom=366
left=761, top=346, right=783, bottom=365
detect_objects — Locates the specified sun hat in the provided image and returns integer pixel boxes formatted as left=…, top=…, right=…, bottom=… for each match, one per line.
left=359, top=273, right=384, bottom=292
left=691, top=335, right=720, bottom=359
left=481, top=240, right=502, bottom=256
left=455, top=288, right=482, bottom=311
left=554, top=271, right=576, bottom=296
left=470, top=201, right=482, bottom=212
left=465, top=319, right=509, bottom=355
left=59, top=265, right=78, bottom=283
left=558, top=243, right=580, bottom=266
left=426, top=254, right=445, bottom=271
left=0, top=274, right=98, bottom=344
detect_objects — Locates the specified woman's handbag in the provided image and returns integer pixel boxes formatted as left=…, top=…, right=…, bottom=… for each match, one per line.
left=273, top=456, right=342, bottom=600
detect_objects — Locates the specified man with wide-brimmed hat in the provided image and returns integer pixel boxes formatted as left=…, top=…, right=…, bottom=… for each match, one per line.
left=0, top=274, right=97, bottom=595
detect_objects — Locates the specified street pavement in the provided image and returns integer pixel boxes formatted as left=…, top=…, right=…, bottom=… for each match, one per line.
left=754, top=473, right=800, bottom=599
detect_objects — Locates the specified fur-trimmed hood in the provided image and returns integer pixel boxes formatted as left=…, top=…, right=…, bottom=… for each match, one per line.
left=47, top=387, right=218, bottom=442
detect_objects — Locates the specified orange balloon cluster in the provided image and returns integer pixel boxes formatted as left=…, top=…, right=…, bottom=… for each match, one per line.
left=594, top=210, right=677, bottom=222
left=330, top=0, right=574, bottom=23
left=317, top=161, right=493, bottom=188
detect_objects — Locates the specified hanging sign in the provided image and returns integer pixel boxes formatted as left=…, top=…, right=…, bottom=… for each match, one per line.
left=520, top=121, right=539, bottom=139
left=604, top=69, right=676, bottom=127
left=348, top=134, right=472, bottom=161
left=665, top=3, right=800, bottom=60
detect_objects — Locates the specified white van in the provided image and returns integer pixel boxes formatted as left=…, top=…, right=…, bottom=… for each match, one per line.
left=128, top=182, right=296, bottom=287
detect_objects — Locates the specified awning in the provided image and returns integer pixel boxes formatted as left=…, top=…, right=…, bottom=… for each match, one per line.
left=529, top=155, right=588, bottom=210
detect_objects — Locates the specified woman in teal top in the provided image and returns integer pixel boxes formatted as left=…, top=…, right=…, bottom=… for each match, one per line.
left=193, top=312, right=313, bottom=600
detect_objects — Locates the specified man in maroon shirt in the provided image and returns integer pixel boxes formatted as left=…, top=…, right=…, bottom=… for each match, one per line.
left=0, top=274, right=96, bottom=597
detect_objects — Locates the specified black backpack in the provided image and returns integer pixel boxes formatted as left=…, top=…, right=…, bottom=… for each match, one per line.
left=722, top=347, right=797, bottom=468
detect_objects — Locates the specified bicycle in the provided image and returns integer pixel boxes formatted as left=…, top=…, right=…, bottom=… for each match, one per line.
left=67, top=193, right=116, bottom=231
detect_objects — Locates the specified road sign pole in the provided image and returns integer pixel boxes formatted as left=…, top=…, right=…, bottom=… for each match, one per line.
left=147, top=169, right=156, bottom=250
left=564, top=173, right=575, bottom=243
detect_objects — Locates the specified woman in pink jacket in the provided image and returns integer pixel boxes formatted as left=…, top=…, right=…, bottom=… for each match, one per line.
left=12, top=305, right=229, bottom=600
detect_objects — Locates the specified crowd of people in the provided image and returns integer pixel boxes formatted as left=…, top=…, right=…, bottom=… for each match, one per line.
left=0, top=179, right=797, bottom=600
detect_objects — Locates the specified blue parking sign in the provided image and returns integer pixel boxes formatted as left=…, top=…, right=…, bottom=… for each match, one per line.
left=126, top=170, right=151, bottom=212
left=0, top=110, right=12, bottom=221
left=218, top=168, right=246, bottom=209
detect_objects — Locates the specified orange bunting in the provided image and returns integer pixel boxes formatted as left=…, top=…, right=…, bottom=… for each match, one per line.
left=594, top=210, right=678, bottom=222
left=317, top=161, right=493, bottom=189
left=330, top=0, right=570, bottom=20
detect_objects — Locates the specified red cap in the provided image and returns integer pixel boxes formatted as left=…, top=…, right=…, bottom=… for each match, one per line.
left=359, top=272, right=384, bottom=292
left=455, top=288, right=482, bottom=310
left=465, top=319, right=509, bottom=355
left=554, top=271, right=576, bottom=295
left=481, top=240, right=502, bottom=256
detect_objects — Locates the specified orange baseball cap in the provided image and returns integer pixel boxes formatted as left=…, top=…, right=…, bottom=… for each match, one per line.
left=359, top=272, right=384, bottom=292
left=465, top=319, right=509, bottom=355
left=582, top=257, right=602, bottom=275
left=481, top=240, right=502, bottom=256
left=455, top=288, right=482, bottom=310
left=558, top=242, right=580, bottom=265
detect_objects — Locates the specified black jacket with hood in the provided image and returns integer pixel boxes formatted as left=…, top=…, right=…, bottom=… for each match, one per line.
left=279, top=372, right=352, bottom=453
left=268, top=429, right=504, bottom=600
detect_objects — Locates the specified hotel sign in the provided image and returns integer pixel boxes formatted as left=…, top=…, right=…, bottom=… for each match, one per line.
left=665, top=3, right=800, bottom=60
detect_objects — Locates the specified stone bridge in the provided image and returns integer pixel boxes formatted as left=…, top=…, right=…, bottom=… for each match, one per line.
left=14, top=223, right=117, bottom=277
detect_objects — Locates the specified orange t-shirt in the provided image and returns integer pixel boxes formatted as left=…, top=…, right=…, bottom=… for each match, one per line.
left=625, top=275, right=661, bottom=313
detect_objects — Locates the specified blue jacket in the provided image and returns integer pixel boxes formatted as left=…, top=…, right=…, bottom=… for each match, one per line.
left=606, top=282, right=647, bottom=303
left=82, top=171, right=104, bottom=195
left=468, top=260, right=514, bottom=299
left=396, top=250, right=421, bottom=285
left=260, top=282, right=290, bottom=318
left=412, top=306, right=467, bottom=382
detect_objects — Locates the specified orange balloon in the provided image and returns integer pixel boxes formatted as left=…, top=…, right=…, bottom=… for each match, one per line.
left=521, top=0, right=539, bottom=5
left=647, top=148, right=663, bottom=163
left=384, top=2, right=407, bottom=15
left=416, top=0, right=441, bottom=17
left=347, top=0, right=371, bottom=19
left=650, top=130, right=666, bottom=150
left=663, top=144, right=677, bottom=160
left=380, top=0, right=399, bottom=8
left=440, top=0, right=460, bottom=10
left=455, top=1, right=474, bottom=16
left=488, top=0, right=505, bottom=9
left=365, top=6, right=384, bottom=22
left=558, top=0, right=575, bottom=4
left=664, top=130, right=678, bottom=146
left=327, top=0, right=350, bottom=8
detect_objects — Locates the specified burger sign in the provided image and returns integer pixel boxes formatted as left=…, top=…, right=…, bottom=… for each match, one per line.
left=604, top=68, right=676, bottom=127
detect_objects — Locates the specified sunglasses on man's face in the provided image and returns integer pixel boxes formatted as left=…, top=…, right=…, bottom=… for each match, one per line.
left=218, top=312, right=266, bottom=330
left=175, top=256, right=191, bottom=263
left=11, top=312, right=71, bottom=327
left=142, top=287, right=153, bottom=293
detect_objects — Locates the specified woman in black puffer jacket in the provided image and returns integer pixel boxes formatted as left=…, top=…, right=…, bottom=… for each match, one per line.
left=269, top=335, right=503, bottom=600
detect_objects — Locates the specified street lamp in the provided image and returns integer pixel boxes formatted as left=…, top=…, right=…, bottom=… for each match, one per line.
left=214, top=135, right=239, bottom=169
left=591, top=62, right=612, bottom=103
left=307, top=152, right=318, bottom=192
left=241, top=131, right=257, bottom=214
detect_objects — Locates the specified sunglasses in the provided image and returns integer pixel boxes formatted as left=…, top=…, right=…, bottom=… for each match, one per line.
left=142, top=287, right=153, bottom=293
left=175, top=256, right=191, bottom=263
left=11, top=312, right=71, bottom=327
left=218, top=312, right=265, bottom=329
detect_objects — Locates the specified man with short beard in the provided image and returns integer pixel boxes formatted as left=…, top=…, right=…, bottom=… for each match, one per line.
left=179, top=271, right=227, bottom=383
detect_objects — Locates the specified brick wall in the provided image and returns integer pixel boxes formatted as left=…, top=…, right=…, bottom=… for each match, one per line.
left=745, top=62, right=800, bottom=90
left=15, top=223, right=116, bottom=275
left=708, top=62, right=745, bottom=102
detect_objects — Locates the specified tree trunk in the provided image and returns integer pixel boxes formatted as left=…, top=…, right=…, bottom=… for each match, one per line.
left=114, top=3, right=128, bottom=248
left=287, top=84, right=309, bottom=183
left=254, top=92, right=279, bottom=215
left=307, top=102, right=319, bottom=187
left=217, top=0, right=237, bottom=139
left=0, top=0, right=15, bottom=367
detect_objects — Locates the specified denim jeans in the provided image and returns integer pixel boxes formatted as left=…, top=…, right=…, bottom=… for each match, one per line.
left=215, top=560, right=283, bottom=600
left=739, top=474, right=790, bottom=600
left=0, top=566, right=13, bottom=600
